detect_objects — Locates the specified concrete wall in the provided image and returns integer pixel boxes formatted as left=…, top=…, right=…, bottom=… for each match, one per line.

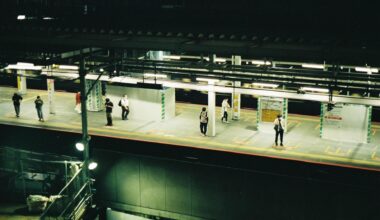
left=94, top=149, right=380, bottom=220
left=106, top=85, right=175, bottom=121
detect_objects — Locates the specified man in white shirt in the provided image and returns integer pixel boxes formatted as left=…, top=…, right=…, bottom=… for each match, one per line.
left=119, top=95, right=129, bottom=120
left=273, top=114, right=285, bottom=146
left=221, top=98, right=230, bottom=123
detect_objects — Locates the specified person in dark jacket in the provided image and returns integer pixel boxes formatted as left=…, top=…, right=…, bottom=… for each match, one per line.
left=12, top=93, right=23, bottom=117
left=105, top=98, right=114, bottom=126
left=34, top=96, right=44, bottom=121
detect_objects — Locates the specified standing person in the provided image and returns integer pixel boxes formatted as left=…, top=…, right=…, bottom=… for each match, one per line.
left=199, top=107, right=208, bottom=136
left=105, top=98, right=114, bottom=126
left=34, top=96, right=44, bottom=121
left=74, top=92, right=81, bottom=113
left=221, top=98, right=230, bottom=123
left=118, top=95, right=129, bottom=120
left=273, top=114, right=285, bottom=146
left=12, top=92, right=23, bottom=117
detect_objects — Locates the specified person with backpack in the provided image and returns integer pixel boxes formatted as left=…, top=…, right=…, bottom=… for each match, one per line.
left=34, top=96, right=44, bottom=121
left=199, top=107, right=208, bottom=136
left=105, top=98, right=114, bottom=126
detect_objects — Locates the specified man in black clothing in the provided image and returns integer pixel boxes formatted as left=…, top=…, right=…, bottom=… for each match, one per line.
left=273, top=114, right=284, bottom=146
left=105, top=98, right=114, bottom=126
left=12, top=93, right=23, bottom=117
left=34, top=96, right=44, bottom=121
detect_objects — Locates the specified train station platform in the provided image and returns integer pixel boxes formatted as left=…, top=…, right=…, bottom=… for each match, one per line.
left=0, top=86, right=379, bottom=171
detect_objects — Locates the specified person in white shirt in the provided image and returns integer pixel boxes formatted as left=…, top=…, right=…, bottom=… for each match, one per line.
left=221, top=98, right=230, bottom=123
left=199, top=107, right=208, bottom=136
left=273, top=114, right=285, bottom=146
left=119, top=95, right=129, bottom=120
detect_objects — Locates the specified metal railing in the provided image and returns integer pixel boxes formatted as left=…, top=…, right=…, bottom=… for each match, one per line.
left=40, top=167, right=92, bottom=220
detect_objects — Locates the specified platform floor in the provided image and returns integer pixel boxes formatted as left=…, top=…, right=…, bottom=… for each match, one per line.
left=0, top=86, right=380, bottom=171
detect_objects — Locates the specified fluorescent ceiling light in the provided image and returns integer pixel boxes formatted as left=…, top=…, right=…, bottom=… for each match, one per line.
left=196, top=77, right=219, bottom=83
left=252, top=82, right=279, bottom=88
left=6, top=62, right=42, bottom=70
left=17, top=15, right=26, bottom=20
left=43, top=17, right=53, bottom=20
left=144, top=73, right=167, bottom=78
left=204, top=57, right=227, bottom=62
left=163, top=55, right=181, bottom=60
left=252, top=60, right=271, bottom=65
left=300, top=87, right=329, bottom=93
left=58, top=65, right=79, bottom=70
left=355, top=67, right=378, bottom=74
left=302, top=63, right=325, bottom=69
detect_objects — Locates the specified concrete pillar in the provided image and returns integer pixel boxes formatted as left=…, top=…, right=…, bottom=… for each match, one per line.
left=46, top=66, right=55, bottom=114
left=208, top=82, right=216, bottom=137
left=231, top=55, right=242, bottom=120
left=17, top=70, right=27, bottom=94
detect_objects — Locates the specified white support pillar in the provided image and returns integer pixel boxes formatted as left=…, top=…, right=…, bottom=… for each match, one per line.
left=148, top=51, right=164, bottom=60
left=17, top=70, right=27, bottom=94
left=46, top=66, right=55, bottom=114
left=208, top=81, right=216, bottom=137
left=231, top=55, right=242, bottom=120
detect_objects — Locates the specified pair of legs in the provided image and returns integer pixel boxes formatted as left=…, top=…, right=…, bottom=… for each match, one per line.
left=275, top=130, right=284, bottom=146
left=121, top=107, right=129, bottom=120
left=200, top=122, right=208, bottom=136
left=14, top=104, right=20, bottom=117
left=36, top=108, right=44, bottom=121
left=221, top=111, right=228, bottom=122
left=106, top=112, right=113, bottom=126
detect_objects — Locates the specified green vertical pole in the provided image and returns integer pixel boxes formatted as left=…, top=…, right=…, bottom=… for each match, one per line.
left=367, top=106, right=372, bottom=143
left=79, top=57, right=90, bottom=180
left=320, top=103, right=324, bottom=138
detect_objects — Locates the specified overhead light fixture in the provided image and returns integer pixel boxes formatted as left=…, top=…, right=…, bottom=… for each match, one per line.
left=301, top=63, right=325, bottom=69
left=99, top=68, right=104, bottom=72
left=58, top=65, right=79, bottom=70
left=75, top=143, right=84, bottom=151
left=144, top=73, right=167, bottom=78
left=355, top=67, right=378, bottom=74
left=196, top=77, right=219, bottom=83
left=252, top=60, right=271, bottom=65
left=17, top=15, right=26, bottom=20
left=204, top=57, right=227, bottom=63
left=42, top=17, right=53, bottom=20
left=88, top=162, right=98, bottom=170
left=252, top=82, right=279, bottom=88
left=163, top=55, right=181, bottom=60
left=300, top=87, right=329, bottom=93
left=6, top=62, right=42, bottom=70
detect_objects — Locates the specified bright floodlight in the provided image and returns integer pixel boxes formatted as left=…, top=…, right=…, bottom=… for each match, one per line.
left=300, top=87, right=329, bottom=93
left=355, top=67, right=378, bottom=74
left=88, top=162, right=98, bottom=170
left=75, top=142, right=84, bottom=151
left=301, top=63, right=325, bottom=69
left=252, top=82, right=279, bottom=88
left=17, top=15, right=26, bottom=20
